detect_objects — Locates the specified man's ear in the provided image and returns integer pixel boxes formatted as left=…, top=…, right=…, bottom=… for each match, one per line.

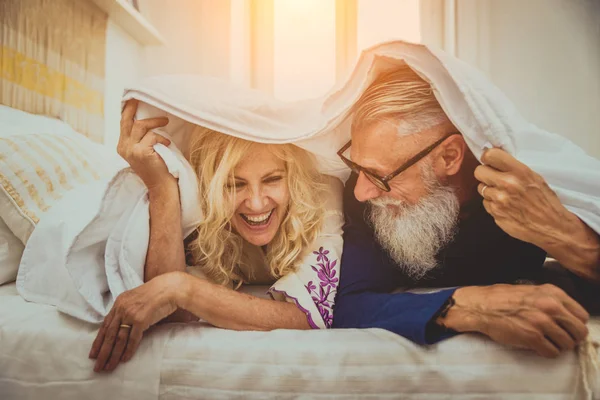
left=436, top=134, right=466, bottom=177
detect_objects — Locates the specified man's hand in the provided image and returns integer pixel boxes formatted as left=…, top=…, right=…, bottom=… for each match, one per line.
left=474, top=148, right=576, bottom=248
left=474, top=148, right=600, bottom=281
left=439, top=284, right=589, bottom=358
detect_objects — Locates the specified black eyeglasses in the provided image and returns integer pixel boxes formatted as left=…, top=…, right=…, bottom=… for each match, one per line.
left=337, top=132, right=460, bottom=192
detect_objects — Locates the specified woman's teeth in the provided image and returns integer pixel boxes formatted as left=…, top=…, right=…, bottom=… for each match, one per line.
left=241, top=210, right=273, bottom=225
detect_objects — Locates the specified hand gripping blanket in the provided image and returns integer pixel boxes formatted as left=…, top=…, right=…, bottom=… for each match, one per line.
left=17, top=40, right=600, bottom=398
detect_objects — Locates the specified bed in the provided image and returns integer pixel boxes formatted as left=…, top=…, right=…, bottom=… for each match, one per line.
left=2, top=6, right=600, bottom=394
left=1, top=279, right=598, bottom=399
left=1, top=102, right=599, bottom=399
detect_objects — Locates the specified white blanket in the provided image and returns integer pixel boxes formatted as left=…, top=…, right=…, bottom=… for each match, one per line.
left=17, top=144, right=202, bottom=322
left=15, top=40, right=600, bottom=398
left=122, top=41, right=600, bottom=231
left=3, top=282, right=598, bottom=399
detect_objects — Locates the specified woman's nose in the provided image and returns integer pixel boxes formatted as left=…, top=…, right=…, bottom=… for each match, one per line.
left=246, top=186, right=268, bottom=211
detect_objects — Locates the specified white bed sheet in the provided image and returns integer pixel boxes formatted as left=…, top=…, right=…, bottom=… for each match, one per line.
left=1, top=282, right=598, bottom=400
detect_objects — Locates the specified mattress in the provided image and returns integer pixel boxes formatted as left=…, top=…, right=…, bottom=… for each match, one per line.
left=1, top=282, right=598, bottom=399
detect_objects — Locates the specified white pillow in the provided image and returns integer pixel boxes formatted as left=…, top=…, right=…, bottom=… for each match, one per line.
left=0, top=105, right=76, bottom=137
left=0, top=218, right=24, bottom=285
left=0, top=106, right=120, bottom=244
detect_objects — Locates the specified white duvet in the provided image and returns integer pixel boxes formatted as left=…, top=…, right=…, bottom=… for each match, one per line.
left=2, top=282, right=599, bottom=399
left=12, top=40, right=600, bottom=399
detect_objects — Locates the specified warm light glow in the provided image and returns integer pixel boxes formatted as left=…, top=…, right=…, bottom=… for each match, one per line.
left=357, top=0, right=421, bottom=51
left=263, top=0, right=421, bottom=101
left=273, top=0, right=336, bottom=101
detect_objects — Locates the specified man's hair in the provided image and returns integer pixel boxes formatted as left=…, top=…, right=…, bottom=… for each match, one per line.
left=187, top=126, right=327, bottom=287
left=352, top=63, right=449, bottom=136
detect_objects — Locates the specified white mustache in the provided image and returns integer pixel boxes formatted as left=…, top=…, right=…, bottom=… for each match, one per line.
left=369, top=197, right=404, bottom=208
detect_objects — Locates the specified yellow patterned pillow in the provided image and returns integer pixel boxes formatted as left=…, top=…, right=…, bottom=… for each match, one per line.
left=0, top=132, right=116, bottom=244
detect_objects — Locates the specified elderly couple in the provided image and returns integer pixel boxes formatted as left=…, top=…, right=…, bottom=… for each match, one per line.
left=89, top=63, right=600, bottom=372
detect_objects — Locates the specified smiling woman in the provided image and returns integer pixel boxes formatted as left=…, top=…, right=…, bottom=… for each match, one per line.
left=228, top=148, right=289, bottom=248
left=188, top=125, right=327, bottom=287
left=89, top=100, right=344, bottom=372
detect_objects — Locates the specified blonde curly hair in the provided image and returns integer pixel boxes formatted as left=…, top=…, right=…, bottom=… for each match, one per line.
left=187, top=125, right=327, bottom=287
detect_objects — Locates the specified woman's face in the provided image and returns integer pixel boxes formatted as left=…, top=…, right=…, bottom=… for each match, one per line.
left=229, top=146, right=290, bottom=247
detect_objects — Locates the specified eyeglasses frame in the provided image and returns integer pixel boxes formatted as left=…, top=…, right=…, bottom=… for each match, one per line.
left=336, top=132, right=460, bottom=192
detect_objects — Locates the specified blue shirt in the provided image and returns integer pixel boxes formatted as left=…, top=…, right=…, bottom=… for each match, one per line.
left=332, top=174, right=548, bottom=344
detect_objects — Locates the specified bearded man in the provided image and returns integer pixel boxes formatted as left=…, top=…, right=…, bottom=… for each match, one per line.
left=332, top=65, right=600, bottom=358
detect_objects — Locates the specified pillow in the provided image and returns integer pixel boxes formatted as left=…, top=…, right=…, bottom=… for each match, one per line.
left=0, top=218, right=24, bottom=285
left=0, top=105, right=77, bottom=137
left=0, top=106, right=122, bottom=244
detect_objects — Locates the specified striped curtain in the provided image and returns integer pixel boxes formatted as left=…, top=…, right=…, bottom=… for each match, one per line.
left=0, top=0, right=108, bottom=143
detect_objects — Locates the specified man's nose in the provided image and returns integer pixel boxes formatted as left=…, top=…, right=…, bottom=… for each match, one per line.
left=354, top=172, right=383, bottom=203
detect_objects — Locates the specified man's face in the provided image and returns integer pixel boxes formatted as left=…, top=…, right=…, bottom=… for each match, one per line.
left=350, top=118, right=460, bottom=279
left=350, top=118, right=436, bottom=208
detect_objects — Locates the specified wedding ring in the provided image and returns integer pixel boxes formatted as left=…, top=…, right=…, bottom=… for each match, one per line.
left=481, top=184, right=488, bottom=198
left=120, top=324, right=132, bottom=329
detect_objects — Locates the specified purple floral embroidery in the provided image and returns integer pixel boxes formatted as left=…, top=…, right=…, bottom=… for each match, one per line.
left=313, top=247, right=330, bottom=262
left=304, top=247, right=339, bottom=328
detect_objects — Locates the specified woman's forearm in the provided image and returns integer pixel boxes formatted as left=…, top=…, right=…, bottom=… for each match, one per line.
left=172, top=272, right=311, bottom=330
left=145, top=179, right=186, bottom=282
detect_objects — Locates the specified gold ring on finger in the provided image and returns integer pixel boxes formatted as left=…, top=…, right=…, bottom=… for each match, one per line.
left=120, top=324, right=132, bottom=329
left=481, top=184, right=488, bottom=198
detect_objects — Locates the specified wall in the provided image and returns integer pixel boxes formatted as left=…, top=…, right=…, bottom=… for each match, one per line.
left=104, top=19, right=143, bottom=149
left=140, top=0, right=231, bottom=78
left=333, top=0, right=422, bottom=86
left=230, top=0, right=252, bottom=87
left=479, top=0, right=600, bottom=158
left=422, top=0, right=600, bottom=158
left=357, top=0, right=420, bottom=51
left=103, top=0, right=242, bottom=147
left=273, top=0, right=336, bottom=101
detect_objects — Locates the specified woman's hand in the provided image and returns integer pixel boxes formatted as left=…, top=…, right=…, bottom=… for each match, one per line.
left=89, top=272, right=184, bottom=372
left=117, top=99, right=173, bottom=190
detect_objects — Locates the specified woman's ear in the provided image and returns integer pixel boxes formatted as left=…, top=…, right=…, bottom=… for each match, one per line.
left=437, top=134, right=466, bottom=177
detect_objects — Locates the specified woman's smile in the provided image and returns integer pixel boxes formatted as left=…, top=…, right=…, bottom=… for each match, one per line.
left=229, top=146, right=290, bottom=246
left=240, top=209, right=274, bottom=226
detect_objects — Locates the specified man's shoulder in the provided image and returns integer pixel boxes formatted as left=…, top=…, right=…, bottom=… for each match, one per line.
left=439, top=200, right=547, bottom=283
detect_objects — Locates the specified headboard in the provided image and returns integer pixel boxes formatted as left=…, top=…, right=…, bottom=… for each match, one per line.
left=0, top=0, right=108, bottom=143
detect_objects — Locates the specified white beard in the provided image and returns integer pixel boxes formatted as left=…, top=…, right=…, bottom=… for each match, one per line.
left=367, top=163, right=460, bottom=281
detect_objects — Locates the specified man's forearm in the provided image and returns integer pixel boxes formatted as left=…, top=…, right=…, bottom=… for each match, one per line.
left=145, top=179, right=186, bottom=282
left=543, top=215, right=600, bottom=283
